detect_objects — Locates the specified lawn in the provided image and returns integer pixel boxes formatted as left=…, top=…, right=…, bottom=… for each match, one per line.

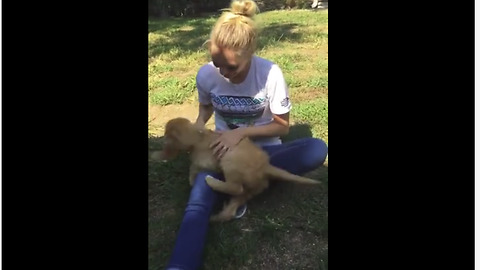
left=149, top=8, right=328, bottom=269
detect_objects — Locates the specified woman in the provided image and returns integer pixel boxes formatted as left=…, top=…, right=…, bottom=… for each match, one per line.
left=165, top=1, right=328, bottom=269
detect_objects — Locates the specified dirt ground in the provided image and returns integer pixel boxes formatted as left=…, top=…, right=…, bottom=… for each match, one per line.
left=149, top=100, right=215, bottom=135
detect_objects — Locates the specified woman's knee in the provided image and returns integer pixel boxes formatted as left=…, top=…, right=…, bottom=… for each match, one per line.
left=305, top=138, right=328, bottom=167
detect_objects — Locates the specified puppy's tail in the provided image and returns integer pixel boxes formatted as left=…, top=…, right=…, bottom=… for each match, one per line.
left=265, top=165, right=321, bottom=185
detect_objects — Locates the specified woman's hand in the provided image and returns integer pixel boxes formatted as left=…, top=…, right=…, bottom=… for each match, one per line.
left=209, top=128, right=246, bottom=159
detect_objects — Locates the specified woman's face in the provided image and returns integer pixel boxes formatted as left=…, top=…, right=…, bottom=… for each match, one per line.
left=210, top=43, right=251, bottom=84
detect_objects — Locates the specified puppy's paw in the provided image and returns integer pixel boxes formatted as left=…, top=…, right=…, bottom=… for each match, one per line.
left=210, top=212, right=234, bottom=223
left=210, top=214, right=228, bottom=223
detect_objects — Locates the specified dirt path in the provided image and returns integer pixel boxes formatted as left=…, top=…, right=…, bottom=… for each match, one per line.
left=149, top=101, right=215, bottom=136
left=148, top=99, right=307, bottom=137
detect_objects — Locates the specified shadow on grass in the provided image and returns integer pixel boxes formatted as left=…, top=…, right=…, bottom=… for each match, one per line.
left=148, top=123, right=328, bottom=269
left=281, top=122, right=313, bottom=142
left=258, top=23, right=302, bottom=50
left=148, top=17, right=215, bottom=59
left=148, top=18, right=307, bottom=59
left=148, top=122, right=328, bottom=226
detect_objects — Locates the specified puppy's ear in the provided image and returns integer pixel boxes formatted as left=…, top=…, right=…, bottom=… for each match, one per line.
left=162, top=144, right=180, bottom=160
left=169, top=129, right=180, bottom=138
left=150, top=150, right=168, bottom=161
left=151, top=147, right=179, bottom=161
left=166, top=128, right=181, bottom=142
left=159, top=136, right=180, bottom=160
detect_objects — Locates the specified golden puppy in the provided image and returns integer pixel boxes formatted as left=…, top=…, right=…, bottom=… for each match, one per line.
left=154, top=117, right=321, bottom=222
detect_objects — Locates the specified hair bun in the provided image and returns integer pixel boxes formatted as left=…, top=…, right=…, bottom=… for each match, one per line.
left=230, top=0, right=259, bottom=18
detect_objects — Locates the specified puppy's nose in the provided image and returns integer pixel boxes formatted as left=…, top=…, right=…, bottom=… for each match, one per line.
left=150, top=150, right=167, bottom=162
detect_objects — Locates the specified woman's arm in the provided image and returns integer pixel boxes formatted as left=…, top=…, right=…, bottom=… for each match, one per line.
left=240, top=113, right=290, bottom=138
left=195, top=103, right=214, bottom=128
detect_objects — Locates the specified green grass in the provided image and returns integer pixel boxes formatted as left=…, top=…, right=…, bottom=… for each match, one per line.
left=149, top=8, right=328, bottom=270
left=148, top=9, right=328, bottom=107
left=148, top=76, right=197, bottom=105
left=291, top=97, right=329, bottom=141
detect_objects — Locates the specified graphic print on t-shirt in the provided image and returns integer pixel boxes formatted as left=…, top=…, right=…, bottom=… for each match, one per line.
left=211, top=94, right=266, bottom=129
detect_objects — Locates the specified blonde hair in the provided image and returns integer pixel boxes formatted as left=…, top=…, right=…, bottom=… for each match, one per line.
left=208, top=0, right=260, bottom=58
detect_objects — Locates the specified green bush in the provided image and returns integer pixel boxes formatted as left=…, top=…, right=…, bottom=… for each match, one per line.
left=257, top=0, right=313, bottom=11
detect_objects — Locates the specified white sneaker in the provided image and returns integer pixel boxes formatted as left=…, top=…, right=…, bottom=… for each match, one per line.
left=235, top=204, right=247, bottom=219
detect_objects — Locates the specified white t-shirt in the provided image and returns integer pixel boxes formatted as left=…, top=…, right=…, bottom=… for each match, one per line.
left=196, top=56, right=291, bottom=146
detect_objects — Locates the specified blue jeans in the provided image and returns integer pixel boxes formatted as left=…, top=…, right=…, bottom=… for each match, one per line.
left=165, top=138, right=328, bottom=270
